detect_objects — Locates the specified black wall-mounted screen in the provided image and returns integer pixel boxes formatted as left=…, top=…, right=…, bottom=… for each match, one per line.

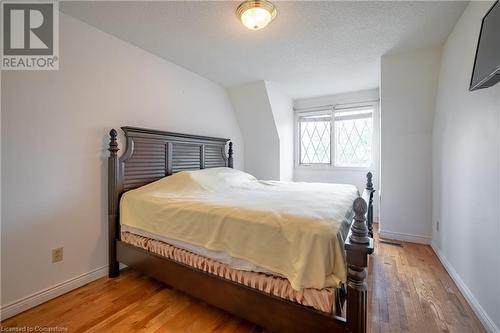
left=470, top=1, right=500, bottom=91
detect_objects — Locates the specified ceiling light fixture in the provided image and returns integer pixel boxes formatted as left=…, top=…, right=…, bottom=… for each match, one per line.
left=236, top=0, right=277, bottom=31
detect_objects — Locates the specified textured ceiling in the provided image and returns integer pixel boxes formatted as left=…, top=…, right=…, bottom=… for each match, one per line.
left=61, top=1, right=467, bottom=99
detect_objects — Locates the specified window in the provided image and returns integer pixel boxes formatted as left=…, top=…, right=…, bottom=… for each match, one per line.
left=334, top=108, right=373, bottom=167
left=299, top=113, right=331, bottom=164
left=297, top=106, right=374, bottom=168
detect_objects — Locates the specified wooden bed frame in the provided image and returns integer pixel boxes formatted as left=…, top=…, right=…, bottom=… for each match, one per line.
left=108, top=127, right=374, bottom=333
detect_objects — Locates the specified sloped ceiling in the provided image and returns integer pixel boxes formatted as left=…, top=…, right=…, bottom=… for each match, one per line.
left=61, top=1, right=467, bottom=99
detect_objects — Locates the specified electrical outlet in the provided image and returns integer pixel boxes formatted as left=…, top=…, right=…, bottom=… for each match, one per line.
left=52, top=247, right=63, bottom=263
left=436, top=221, right=440, bottom=232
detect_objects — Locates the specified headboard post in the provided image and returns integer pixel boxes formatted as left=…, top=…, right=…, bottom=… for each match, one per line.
left=107, top=129, right=120, bottom=278
left=228, top=142, right=234, bottom=168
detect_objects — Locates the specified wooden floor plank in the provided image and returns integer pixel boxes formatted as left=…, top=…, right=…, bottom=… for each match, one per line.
left=2, top=226, right=485, bottom=333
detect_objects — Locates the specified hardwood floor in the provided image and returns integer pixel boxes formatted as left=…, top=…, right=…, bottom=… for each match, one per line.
left=2, top=227, right=485, bottom=333
left=368, top=230, right=484, bottom=333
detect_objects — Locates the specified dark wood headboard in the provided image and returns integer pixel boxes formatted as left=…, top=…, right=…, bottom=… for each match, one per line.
left=107, top=126, right=234, bottom=276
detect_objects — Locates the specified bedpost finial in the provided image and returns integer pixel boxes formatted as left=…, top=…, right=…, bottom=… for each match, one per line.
left=349, top=197, right=370, bottom=244
left=353, top=197, right=367, bottom=217
left=366, top=171, right=373, bottom=191
left=108, top=129, right=119, bottom=156
left=228, top=141, right=234, bottom=168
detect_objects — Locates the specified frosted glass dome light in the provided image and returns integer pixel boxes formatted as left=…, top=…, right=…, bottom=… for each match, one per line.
left=236, top=0, right=277, bottom=31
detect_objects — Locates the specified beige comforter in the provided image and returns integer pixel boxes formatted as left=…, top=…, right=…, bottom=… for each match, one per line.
left=120, top=167, right=358, bottom=290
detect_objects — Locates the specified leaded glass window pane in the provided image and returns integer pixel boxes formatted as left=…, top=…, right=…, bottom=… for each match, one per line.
left=334, top=109, right=373, bottom=167
left=299, top=114, right=331, bottom=164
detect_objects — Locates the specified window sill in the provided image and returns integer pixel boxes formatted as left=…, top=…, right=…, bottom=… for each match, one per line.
left=295, top=164, right=372, bottom=172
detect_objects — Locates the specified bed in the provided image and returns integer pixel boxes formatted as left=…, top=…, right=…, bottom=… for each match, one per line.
left=108, top=127, right=374, bottom=333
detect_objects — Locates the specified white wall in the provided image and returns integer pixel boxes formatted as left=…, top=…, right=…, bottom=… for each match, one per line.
left=265, top=82, right=294, bottom=181
left=228, top=81, right=293, bottom=181
left=228, top=81, right=280, bottom=180
left=1, top=13, right=243, bottom=316
left=293, top=89, right=380, bottom=218
left=0, top=69, right=2, bottom=311
left=380, top=47, right=441, bottom=243
left=432, top=2, right=500, bottom=331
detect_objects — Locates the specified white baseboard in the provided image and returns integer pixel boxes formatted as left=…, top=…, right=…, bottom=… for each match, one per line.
left=430, top=243, right=499, bottom=333
left=379, top=229, right=431, bottom=244
left=0, top=265, right=108, bottom=321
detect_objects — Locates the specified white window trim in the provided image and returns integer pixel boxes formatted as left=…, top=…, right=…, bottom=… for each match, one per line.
left=294, top=101, right=379, bottom=171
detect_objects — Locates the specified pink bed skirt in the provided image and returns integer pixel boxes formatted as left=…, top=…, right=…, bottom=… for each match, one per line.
left=121, top=231, right=336, bottom=313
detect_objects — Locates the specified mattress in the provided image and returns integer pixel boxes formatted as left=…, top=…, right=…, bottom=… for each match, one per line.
left=120, top=167, right=358, bottom=290
left=121, top=230, right=337, bottom=314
